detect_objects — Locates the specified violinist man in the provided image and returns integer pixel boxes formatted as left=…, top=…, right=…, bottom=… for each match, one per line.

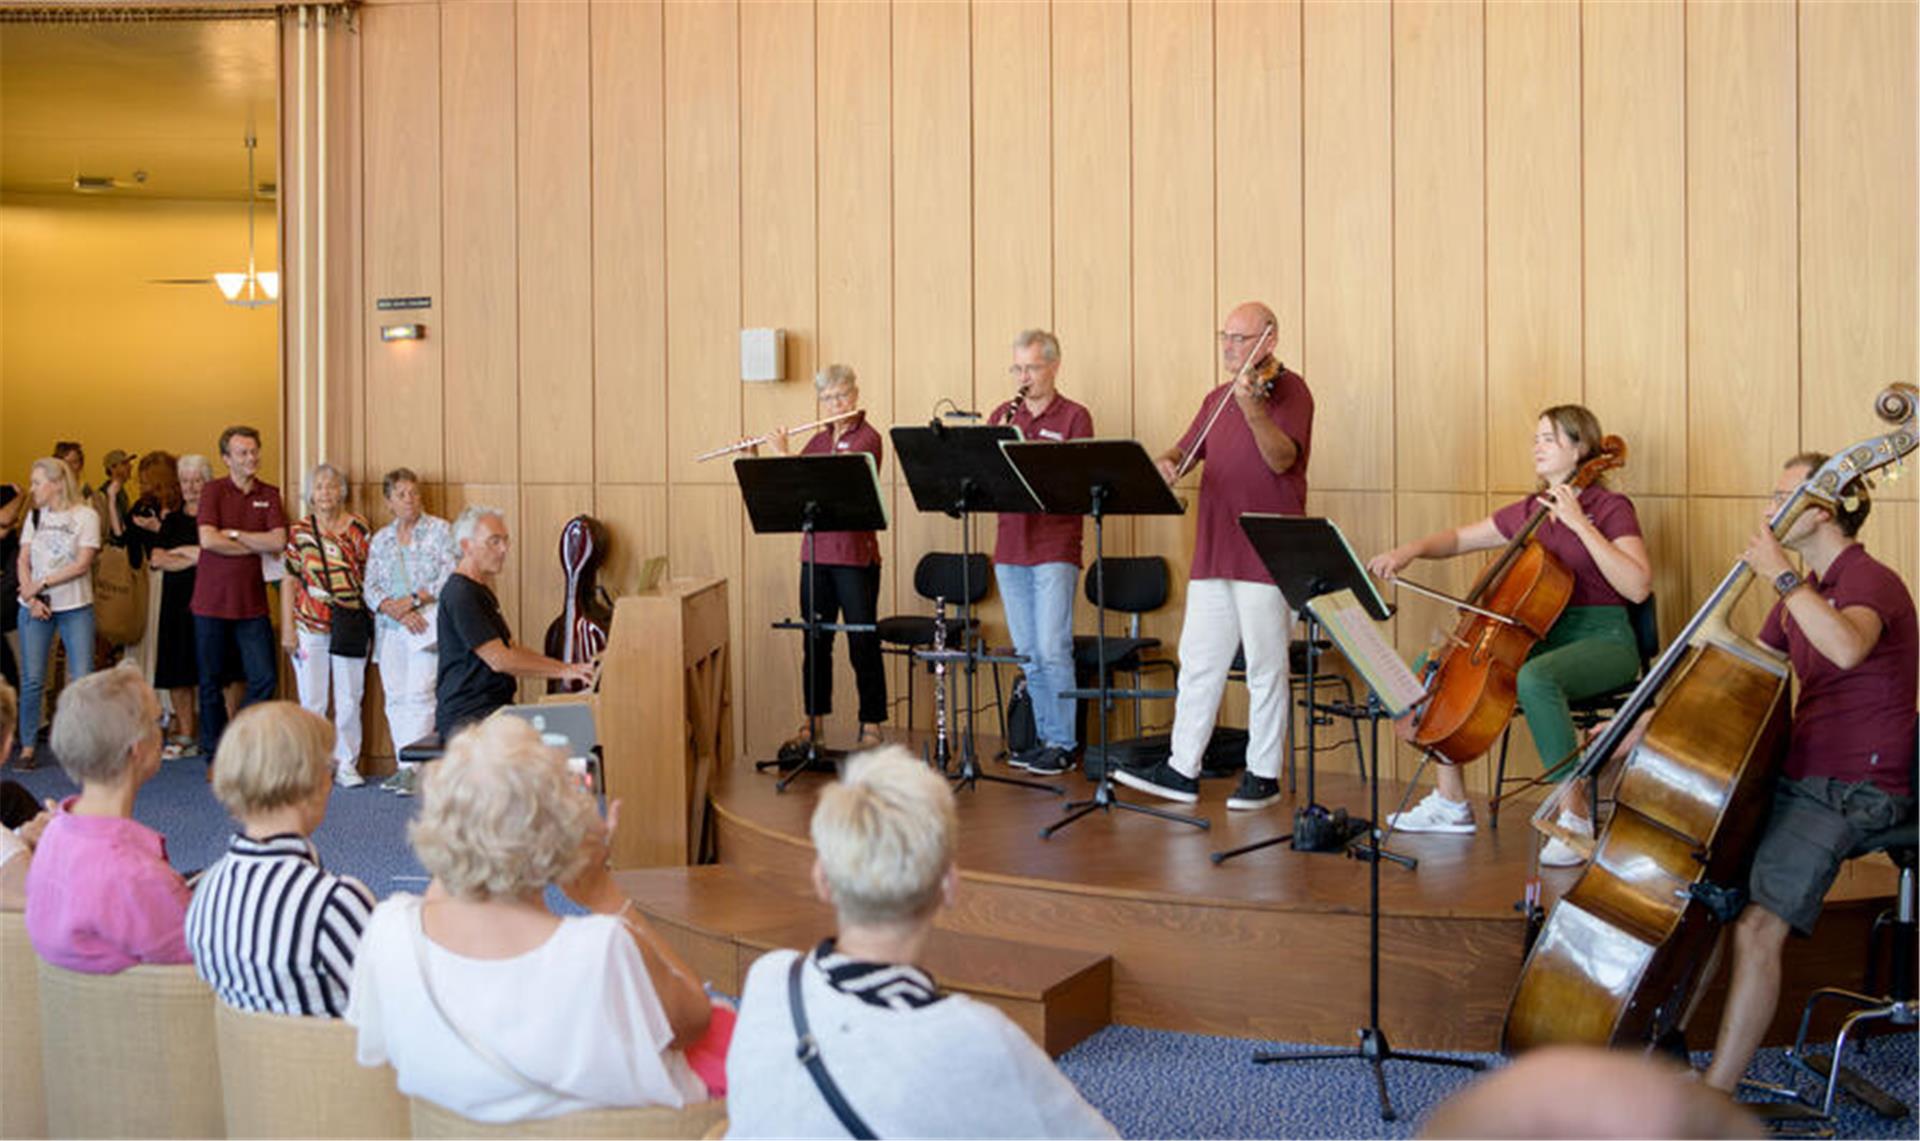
left=989, top=330, right=1093, bottom=777
left=1699, top=453, right=1915, bottom=1093
left=1113, top=301, right=1312, bottom=812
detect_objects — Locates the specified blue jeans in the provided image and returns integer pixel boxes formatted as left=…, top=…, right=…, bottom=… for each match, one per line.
left=19, top=604, right=94, bottom=750
left=195, top=615, right=279, bottom=756
left=995, top=562, right=1079, bottom=749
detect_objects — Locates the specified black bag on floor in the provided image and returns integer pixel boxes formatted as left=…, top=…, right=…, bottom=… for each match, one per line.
left=1084, top=728, right=1248, bottom=782
left=1004, top=675, right=1038, bottom=757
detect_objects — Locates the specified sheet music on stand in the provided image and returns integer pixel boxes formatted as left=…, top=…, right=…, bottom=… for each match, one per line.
left=1304, top=589, right=1426, bottom=717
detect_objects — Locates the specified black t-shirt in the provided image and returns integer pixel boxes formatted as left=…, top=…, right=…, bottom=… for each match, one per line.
left=435, top=572, right=517, bottom=736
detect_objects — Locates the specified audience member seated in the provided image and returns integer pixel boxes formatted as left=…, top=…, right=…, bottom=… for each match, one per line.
left=186, top=701, right=375, bottom=1016
left=1420, top=1046, right=1762, bottom=1139
left=725, top=745, right=1117, bottom=1140
left=346, top=714, right=721, bottom=1123
left=23, top=667, right=189, bottom=971
left=0, top=681, right=50, bottom=910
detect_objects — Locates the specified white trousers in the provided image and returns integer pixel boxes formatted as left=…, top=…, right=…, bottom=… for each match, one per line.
left=293, top=629, right=368, bottom=767
left=376, top=626, right=439, bottom=759
left=1168, top=578, right=1291, bottom=780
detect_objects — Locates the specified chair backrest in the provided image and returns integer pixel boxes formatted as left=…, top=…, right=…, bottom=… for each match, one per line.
left=0, top=912, right=45, bottom=1140
left=914, top=552, right=991, bottom=605
left=36, top=957, right=225, bottom=1138
left=1627, top=594, right=1661, bottom=672
left=213, top=1002, right=410, bottom=1139
left=408, top=1096, right=728, bottom=1139
left=1084, top=556, right=1169, bottom=615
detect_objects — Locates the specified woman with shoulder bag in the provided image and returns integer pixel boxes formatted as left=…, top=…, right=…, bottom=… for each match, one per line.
left=15, top=459, right=101, bottom=770
left=283, top=463, right=373, bottom=787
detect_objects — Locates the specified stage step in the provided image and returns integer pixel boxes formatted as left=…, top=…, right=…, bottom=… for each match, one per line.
left=615, top=865, right=1112, bottom=1056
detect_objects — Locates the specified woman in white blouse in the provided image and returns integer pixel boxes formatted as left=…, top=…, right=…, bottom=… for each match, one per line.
left=346, top=714, right=723, bottom=1124
left=14, top=458, right=100, bottom=769
left=360, top=468, right=457, bottom=794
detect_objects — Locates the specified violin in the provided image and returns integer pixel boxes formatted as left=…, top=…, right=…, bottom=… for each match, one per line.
left=1504, top=384, right=1917, bottom=1054
left=543, top=514, right=614, bottom=694
left=1411, top=437, right=1628, bottom=764
left=1172, top=323, right=1281, bottom=480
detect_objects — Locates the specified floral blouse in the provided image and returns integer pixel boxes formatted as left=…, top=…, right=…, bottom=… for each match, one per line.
left=286, top=515, right=373, bottom=635
left=361, top=514, right=458, bottom=635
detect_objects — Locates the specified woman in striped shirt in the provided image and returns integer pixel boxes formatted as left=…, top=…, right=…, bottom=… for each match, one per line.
left=186, top=701, right=375, bottom=1017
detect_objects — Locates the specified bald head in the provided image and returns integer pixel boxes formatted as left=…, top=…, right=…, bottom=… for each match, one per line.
left=1421, top=1047, right=1763, bottom=1139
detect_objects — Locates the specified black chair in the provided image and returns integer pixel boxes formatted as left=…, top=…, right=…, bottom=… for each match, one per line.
left=1489, top=593, right=1660, bottom=829
left=875, top=552, right=992, bottom=730
left=1227, top=640, right=1366, bottom=788
left=1755, top=819, right=1917, bottom=1126
left=1070, top=557, right=1173, bottom=741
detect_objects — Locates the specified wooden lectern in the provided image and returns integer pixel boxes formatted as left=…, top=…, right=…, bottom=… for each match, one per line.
left=584, top=576, right=732, bottom=869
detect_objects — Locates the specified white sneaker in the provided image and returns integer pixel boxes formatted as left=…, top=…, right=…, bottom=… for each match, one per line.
left=1540, top=811, right=1594, bottom=867
left=334, top=762, right=366, bottom=789
left=1386, top=791, right=1477, bottom=834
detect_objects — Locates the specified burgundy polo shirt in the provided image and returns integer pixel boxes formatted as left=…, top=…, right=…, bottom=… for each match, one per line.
left=1175, top=366, right=1314, bottom=584
left=191, top=476, right=286, bottom=620
left=989, top=393, right=1094, bottom=567
left=1491, top=486, right=1643, bottom=608
left=1759, top=543, right=1917, bottom=798
left=799, top=415, right=883, bottom=567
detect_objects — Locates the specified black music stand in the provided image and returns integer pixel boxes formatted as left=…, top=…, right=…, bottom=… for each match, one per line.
left=891, top=423, right=1059, bottom=796
left=1210, top=516, right=1390, bottom=864
left=1002, top=439, right=1208, bottom=839
left=734, top=453, right=887, bottom=792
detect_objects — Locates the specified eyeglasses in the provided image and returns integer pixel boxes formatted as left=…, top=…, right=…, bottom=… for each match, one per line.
left=1008, top=363, right=1053, bottom=378
left=1216, top=331, right=1262, bottom=347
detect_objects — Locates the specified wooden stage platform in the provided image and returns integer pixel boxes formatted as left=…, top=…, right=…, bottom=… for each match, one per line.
left=676, top=750, right=1899, bottom=1054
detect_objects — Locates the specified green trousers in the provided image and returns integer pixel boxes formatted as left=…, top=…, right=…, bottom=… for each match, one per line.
left=1516, top=604, right=1640, bottom=778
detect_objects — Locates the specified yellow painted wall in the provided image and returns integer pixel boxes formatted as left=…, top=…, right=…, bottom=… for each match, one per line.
left=0, top=192, right=280, bottom=487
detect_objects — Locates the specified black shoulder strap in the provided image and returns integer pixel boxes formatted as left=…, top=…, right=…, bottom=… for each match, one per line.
left=787, top=953, right=877, bottom=1140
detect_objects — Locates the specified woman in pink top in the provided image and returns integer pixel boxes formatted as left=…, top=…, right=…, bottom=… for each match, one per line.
left=24, top=667, right=190, bottom=972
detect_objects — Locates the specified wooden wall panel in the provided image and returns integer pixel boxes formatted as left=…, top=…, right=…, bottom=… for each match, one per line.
left=1053, top=0, right=1133, bottom=632
left=1485, top=0, right=1580, bottom=494
left=1687, top=2, right=1798, bottom=496
left=440, top=0, right=516, bottom=485
left=596, top=484, right=670, bottom=598
left=664, top=0, right=741, bottom=487
left=1302, top=0, right=1391, bottom=493
left=817, top=0, right=892, bottom=425
left=1686, top=497, right=1778, bottom=644
left=1583, top=0, right=1686, bottom=498
left=1393, top=0, right=1484, bottom=494
left=1633, top=495, right=1690, bottom=649
left=361, top=3, right=442, bottom=481
left=1131, top=0, right=1212, bottom=524
left=740, top=0, right=818, bottom=758
left=516, top=1, right=594, bottom=485
left=1215, top=0, right=1303, bottom=364
left=893, top=0, right=973, bottom=443
left=972, top=0, right=1052, bottom=390
left=591, top=0, right=669, bottom=485
left=1799, top=0, right=1917, bottom=497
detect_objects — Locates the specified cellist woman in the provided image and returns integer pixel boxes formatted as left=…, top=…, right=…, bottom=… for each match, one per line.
left=1365, top=405, right=1652, bottom=865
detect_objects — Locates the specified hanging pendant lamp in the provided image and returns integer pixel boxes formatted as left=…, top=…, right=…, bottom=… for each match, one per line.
left=216, top=134, right=279, bottom=308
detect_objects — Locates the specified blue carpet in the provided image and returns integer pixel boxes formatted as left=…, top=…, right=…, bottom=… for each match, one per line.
left=7, top=753, right=1916, bottom=1139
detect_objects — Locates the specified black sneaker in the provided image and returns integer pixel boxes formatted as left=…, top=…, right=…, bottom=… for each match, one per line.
left=1008, top=744, right=1046, bottom=771
left=1225, top=772, right=1282, bottom=811
left=1111, top=760, right=1199, bottom=804
left=1026, top=746, right=1074, bottom=777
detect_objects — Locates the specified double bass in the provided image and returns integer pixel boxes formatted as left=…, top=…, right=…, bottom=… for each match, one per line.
left=1412, top=439, right=1628, bottom=764
left=1504, top=384, right=1918, bottom=1052
left=544, top=515, right=613, bottom=694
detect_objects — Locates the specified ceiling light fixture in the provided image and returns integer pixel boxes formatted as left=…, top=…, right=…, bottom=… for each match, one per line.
left=216, top=134, right=278, bottom=308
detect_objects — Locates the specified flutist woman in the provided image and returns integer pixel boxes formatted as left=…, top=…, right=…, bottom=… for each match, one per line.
left=762, top=365, right=887, bottom=753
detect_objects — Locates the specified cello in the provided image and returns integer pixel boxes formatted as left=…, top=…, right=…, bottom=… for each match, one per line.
left=1503, top=384, right=1918, bottom=1053
left=1411, top=438, right=1628, bottom=764
left=544, top=515, right=614, bottom=694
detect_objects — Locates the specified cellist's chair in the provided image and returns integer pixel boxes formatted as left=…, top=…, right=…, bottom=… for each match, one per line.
left=1489, top=593, right=1660, bottom=829
left=1771, top=819, right=1918, bottom=1123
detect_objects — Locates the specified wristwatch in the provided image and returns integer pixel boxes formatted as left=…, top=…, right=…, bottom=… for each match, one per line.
left=226, top=528, right=241, bottom=542
left=1772, top=570, right=1804, bottom=598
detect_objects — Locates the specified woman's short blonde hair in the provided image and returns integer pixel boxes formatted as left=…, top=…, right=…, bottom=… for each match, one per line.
left=211, top=702, right=335, bottom=817
left=50, top=666, right=155, bottom=786
left=810, top=745, right=957, bottom=926
left=409, top=715, right=600, bottom=900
